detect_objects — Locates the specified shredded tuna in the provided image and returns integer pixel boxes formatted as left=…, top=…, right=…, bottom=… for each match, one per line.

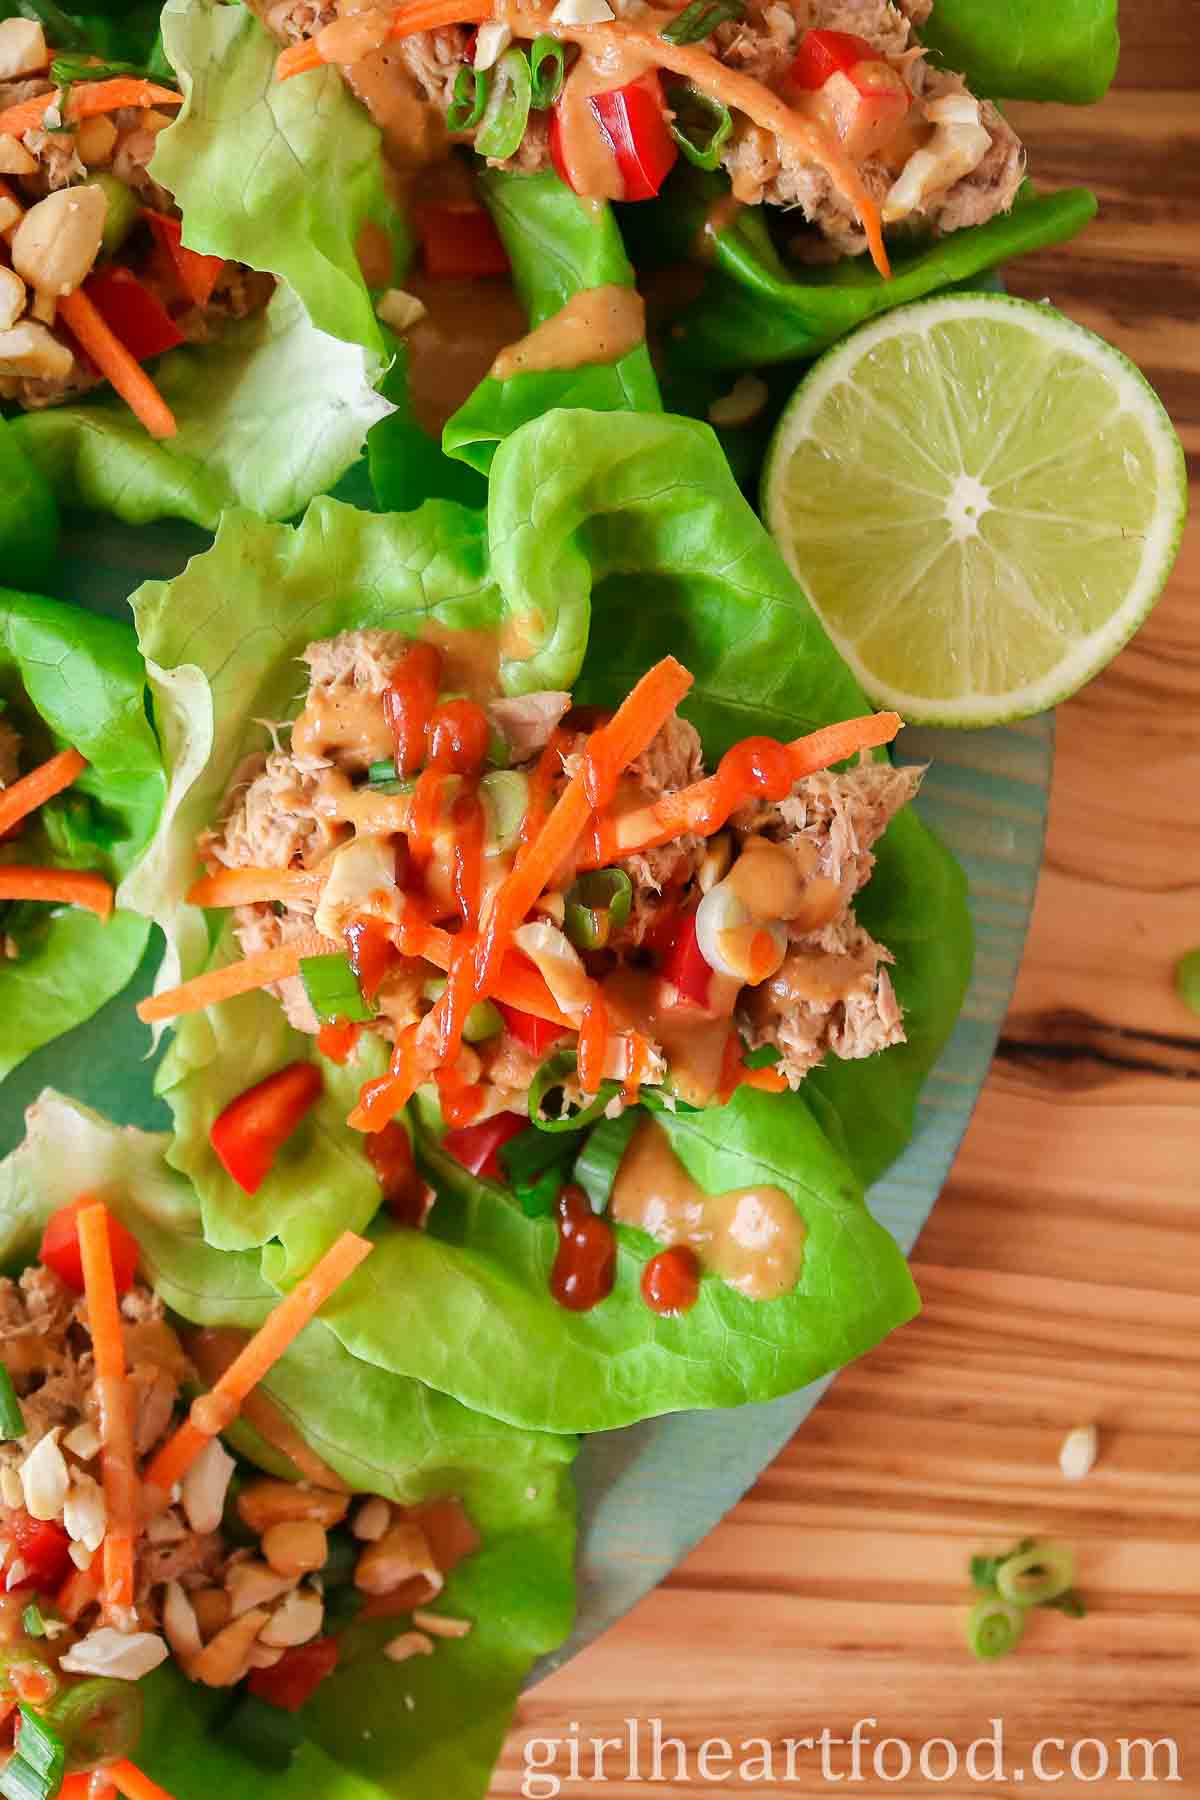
left=487, top=692, right=571, bottom=762
left=743, top=760, right=924, bottom=906
left=739, top=912, right=905, bottom=1083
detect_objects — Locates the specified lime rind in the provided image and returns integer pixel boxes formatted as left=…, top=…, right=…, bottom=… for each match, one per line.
left=762, top=293, right=1188, bottom=727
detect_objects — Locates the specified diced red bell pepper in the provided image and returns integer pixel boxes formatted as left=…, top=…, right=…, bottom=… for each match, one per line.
left=209, top=1062, right=323, bottom=1196
left=441, top=1111, right=527, bottom=1182
left=39, top=1197, right=139, bottom=1296
left=142, top=209, right=226, bottom=308
left=248, top=1636, right=340, bottom=1712
left=317, top=1019, right=362, bottom=1065
left=550, top=72, right=677, bottom=203
left=366, top=1121, right=430, bottom=1227
left=415, top=204, right=510, bottom=279
left=790, top=28, right=880, bottom=89
left=658, top=909, right=712, bottom=1009
left=494, top=1000, right=568, bottom=1059
left=81, top=265, right=184, bottom=362
left=1, top=1512, right=73, bottom=1595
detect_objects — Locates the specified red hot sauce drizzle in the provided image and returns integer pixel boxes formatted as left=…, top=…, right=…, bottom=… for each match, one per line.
left=641, top=1246, right=701, bottom=1316
left=551, top=1185, right=617, bottom=1312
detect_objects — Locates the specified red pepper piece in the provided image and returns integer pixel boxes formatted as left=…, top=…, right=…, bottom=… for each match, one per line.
left=142, top=209, right=226, bottom=307
left=441, top=1110, right=527, bottom=1181
left=316, top=1019, right=361, bottom=1065
left=248, top=1636, right=340, bottom=1712
left=39, top=1197, right=138, bottom=1296
left=415, top=204, right=510, bottom=279
left=550, top=72, right=677, bottom=202
left=494, top=999, right=569, bottom=1059
left=209, top=1062, right=323, bottom=1196
left=80, top=265, right=184, bottom=361
left=2, top=1512, right=73, bottom=1595
left=658, top=909, right=712, bottom=1008
left=790, top=28, right=880, bottom=89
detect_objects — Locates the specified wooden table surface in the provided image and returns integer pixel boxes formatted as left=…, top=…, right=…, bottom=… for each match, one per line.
left=493, top=6, right=1200, bottom=1794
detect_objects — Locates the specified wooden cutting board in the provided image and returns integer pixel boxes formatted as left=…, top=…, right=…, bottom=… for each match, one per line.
left=493, top=3, right=1200, bottom=1793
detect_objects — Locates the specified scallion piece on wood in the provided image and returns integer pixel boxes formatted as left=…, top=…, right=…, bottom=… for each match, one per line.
left=529, top=1049, right=619, bottom=1133
left=1175, top=947, right=1200, bottom=1016
left=661, top=0, right=744, bottom=46
left=995, top=1541, right=1074, bottom=1609
left=300, top=951, right=375, bottom=1024
left=0, top=1363, right=24, bottom=1439
left=668, top=82, right=733, bottom=169
left=573, top=1108, right=639, bottom=1213
left=563, top=867, right=632, bottom=951
left=529, top=34, right=566, bottom=108
left=474, top=46, right=533, bottom=160
left=446, top=62, right=490, bottom=132
left=965, top=1594, right=1025, bottom=1660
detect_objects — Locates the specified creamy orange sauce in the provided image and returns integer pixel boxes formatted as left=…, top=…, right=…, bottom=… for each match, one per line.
left=611, top=1118, right=806, bottom=1301
left=292, top=686, right=395, bottom=769
left=553, top=37, right=654, bottom=200
left=186, top=1328, right=350, bottom=1491
left=501, top=608, right=546, bottom=663
left=602, top=965, right=737, bottom=1108
left=420, top=619, right=501, bottom=702
left=490, top=284, right=646, bottom=381
left=753, top=946, right=875, bottom=1011
left=404, top=274, right=530, bottom=435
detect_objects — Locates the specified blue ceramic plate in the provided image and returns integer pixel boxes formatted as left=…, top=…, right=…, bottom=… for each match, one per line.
left=0, top=511, right=1053, bottom=1678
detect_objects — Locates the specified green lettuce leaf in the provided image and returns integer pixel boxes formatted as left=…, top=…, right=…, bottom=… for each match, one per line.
left=0, top=417, right=58, bottom=593
left=443, top=171, right=662, bottom=473
left=0, top=592, right=165, bottom=1080
left=152, top=0, right=403, bottom=356
left=125, top=410, right=958, bottom=1430
left=627, top=169, right=1097, bottom=371
left=11, top=286, right=392, bottom=529
left=0, top=1091, right=576, bottom=1800
left=918, top=0, right=1120, bottom=104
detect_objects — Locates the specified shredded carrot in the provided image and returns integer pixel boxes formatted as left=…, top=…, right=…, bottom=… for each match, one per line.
left=57, top=1778, right=94, bottom=1800
left=57, top=289, right=177, bottom=440
left=0, top=747, right=86, bottom=837
left=56, top=1560, right=102, bottom=1624
left=186, top=866, right=325, bottom=908
left=143, top=1231, right=373, bottom=1498
left=77, top=1204, right=139, bottom=1612
left=740, top=1063, right=789, bottom=1093
left=136, top=931, right=335, bottom=1024
left=108, top=1762, right=179, bottom=1800
left=0, top=79, right=180, bottom=138
left=596, top=711, right=903, bottom=861
left=0, top=867, right=113, bottom=918
left=276, top=0, right=491, bottom=78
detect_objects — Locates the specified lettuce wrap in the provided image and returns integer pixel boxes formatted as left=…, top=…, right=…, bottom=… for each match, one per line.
left=123, top=408, right=970, bottom=1432
left=0, top=587, right=165, bottom=1081
left=0, top=1090, right=577, bottom=1800
left=0, top=2, right=391, bottom=528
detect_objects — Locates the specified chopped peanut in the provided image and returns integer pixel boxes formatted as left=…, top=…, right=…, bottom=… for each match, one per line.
left=0, top=266, right=24, bottom=332
left=12, top=186, right=107, bottom=298
left=351, top=1497, right=391, bottom=1542
left=190, top=1587, right=232, bottom=1642
left=383, top=1631, right=434, bottom=1663
left=0, top=134, right=36, bottom=176
left=259, top=1587, right=323, bottom=1649
left=355, top=1522, right=437, bottom=1597
left=0, top=19, right=47, bottom=81
left=237, top=1478, right=349, bottom=1535
left=76, top=116, right=118, bottom=168
left=412, top=1610, right=473, bottom=1639
left=190, top=1607, right=270, bottom=1688
left=262, top=1520, right=327, bottom=1579
left=227, top=1559, right=296, bottom=1618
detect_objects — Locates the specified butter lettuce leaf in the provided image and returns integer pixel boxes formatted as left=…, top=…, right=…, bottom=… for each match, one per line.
left=0, top=417, right=58, bottom=592
left=444, top=171, right=662, bottom=473
left=918, top=0, right=1120, bottom=104
left=0, top=1091, right=576, bottom=1800
left=11, top=286, right=391, bottom=529
left=0, top=592, right=164, bottom=1081
left=630, top=170, right=1098, bottom=372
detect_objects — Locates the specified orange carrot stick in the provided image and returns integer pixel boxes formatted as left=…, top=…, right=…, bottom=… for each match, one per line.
left=108, top=1761, right=179, bottom=1800
left=0, top=867, right=113, bottom=918
left=276, top=0, right=490, bottom=79
left=77, top=1204, right=138, bottom=1612
left=186, top=866, right=325, bottom=908
left=143, top=1231, right=373, bottom=1498
left=57, top=289, right=177, bottom=440
left=56, top=1560, right=101, bottom=1624
left=593, top=711, right=903, bottom=862
left=0, top=747, right=86, bottom=837
left=0, top=79, right=180, bottom=137
left=136, top=932, right=336, bottom=1024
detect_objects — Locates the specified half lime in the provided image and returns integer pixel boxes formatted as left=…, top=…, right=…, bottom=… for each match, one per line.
left=762, top=293, right=1187, bottom=726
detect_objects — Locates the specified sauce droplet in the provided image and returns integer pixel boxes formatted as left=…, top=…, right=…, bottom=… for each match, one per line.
left=550, top=1185, right=616, bottom=1312
left=641, top=1246, right=701, bottom=1316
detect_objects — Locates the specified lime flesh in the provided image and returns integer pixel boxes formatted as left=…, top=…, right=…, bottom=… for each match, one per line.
left=762, top=294, right=1188, bottom=726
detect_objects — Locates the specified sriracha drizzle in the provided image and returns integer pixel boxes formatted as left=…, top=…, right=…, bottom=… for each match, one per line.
left=550, top=1185, right=616, bottom=1312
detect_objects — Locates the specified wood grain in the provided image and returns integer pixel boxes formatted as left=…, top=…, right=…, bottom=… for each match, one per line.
left=491, top=7, right=1200, bottom=1794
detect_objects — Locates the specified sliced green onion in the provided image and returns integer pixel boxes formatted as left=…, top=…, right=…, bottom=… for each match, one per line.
left=969, top=1553, right=1000, bottom=1592
left=573, top=1108, right=639, bottom=1213
left=474, top=46, right=533, bottom=161
left=668, top=82, right=733, bottom=170
left=995, top=1541, right=1074, bottom=1609
left=90, top=173, right=140, bottom=260
left=480, top=770, right=529, bottom=853
left=966, top=1594, right=1025, bottom=1660
left=446, top=61, right=490, bottom=132
left=20, top=1607, right=45, bottom=1641
left=365, top=760, right=415, bottom=796
left=529, top=34, right=566, bottom=108
left=51, top=56, right=145, bottom=84
left=0, top=1364, right=23, bottom=1439
left=300, top=951, right=375, bottom=1025
left=220, top=1694, right=305, bottom=1771
left=661, top=0, right=744, bottom=45
left=741, top=1042, right=781, bottom=1070
left=1175, top=947, right=1200, bottom=1016
left=2, top=1707, right=65, bottom=1800
left=423, top=979, right=502, bottom=1043
left=1047, top=1590, right=1087, bottom=1619
left=499, top=1124, right=579, bottom=1185
left=529, top=1050, right=620, bottom=1134
left=563, top=868, right=632, bottom=951
left=46, top=1677, right=142, bottom=1774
